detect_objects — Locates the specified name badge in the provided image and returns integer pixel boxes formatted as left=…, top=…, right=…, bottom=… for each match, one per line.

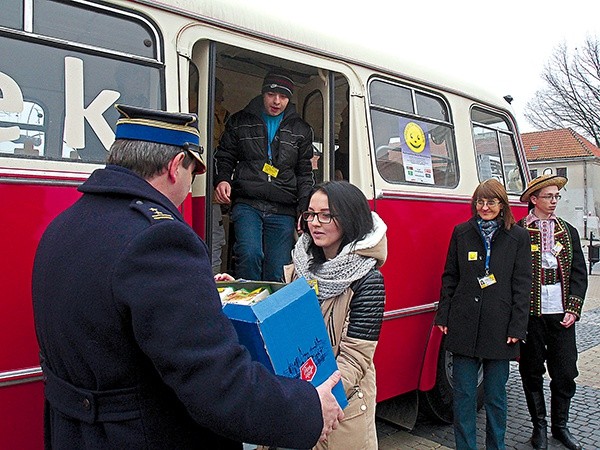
left=551, top=242, right=563, bottom=256
left=307, top=279, right=319, bottom=295
left=478, top=273, right=497, bottom=289
left=262, top=163, right=279, bottom=178
left=468, top=251, right=478, bottom=261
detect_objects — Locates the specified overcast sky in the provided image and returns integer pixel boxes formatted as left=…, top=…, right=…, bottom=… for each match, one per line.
left=249, top=0, right=599, bottom=134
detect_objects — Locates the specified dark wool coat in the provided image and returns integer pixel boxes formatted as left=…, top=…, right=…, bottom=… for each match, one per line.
left=214, top=96, right=314, bottom=216
left=435, top=218, right=532, bottom=360
left=32, top=165, right=322, bottom=450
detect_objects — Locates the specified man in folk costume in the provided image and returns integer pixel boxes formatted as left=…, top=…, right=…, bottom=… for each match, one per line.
left=517, top=175, right=588, bottom=450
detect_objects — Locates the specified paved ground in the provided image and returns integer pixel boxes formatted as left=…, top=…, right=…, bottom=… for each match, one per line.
left=378, top=243, right=600, bottom=449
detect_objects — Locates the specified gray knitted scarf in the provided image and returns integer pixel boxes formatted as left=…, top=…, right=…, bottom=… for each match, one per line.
left=292, top=233, right=377, bottom=301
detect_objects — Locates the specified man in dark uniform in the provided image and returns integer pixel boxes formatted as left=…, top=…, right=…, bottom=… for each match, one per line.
left=518, top=175, right=587, bottom=450
left=32, top=104, right=343, bottom=449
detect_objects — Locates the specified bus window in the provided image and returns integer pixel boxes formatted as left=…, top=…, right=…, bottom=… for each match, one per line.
left=0, top=2, right=163, bottom=164
left=416, top=92, right=448, bottom=121
left=370, top=79, right=458, bottom=187
left=303, top=90, right=325, bottom=184
left=1, top=0, right=22, bottom=29
left=32, top=0, right=157, bottom=59
left=0, top=101, right=46, bottom=157
left=302, top=74, right=349, bottom=182
left=370, top=81, right=413, bottom=113
left=334, top=81, right=350, bottom=181
left=472, top=107, right=524, bottom=193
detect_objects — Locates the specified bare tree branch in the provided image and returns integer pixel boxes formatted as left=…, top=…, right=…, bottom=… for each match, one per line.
left=524, top=36, right=600, bottom=146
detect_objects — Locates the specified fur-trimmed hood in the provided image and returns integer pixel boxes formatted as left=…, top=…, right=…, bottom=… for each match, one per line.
left=340, top=211, right=387, bottom=268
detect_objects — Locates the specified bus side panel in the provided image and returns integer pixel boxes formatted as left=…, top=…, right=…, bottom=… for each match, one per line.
left=375, top=313, right=437, bottom=401
left=0, top=382, right=44, bottom=450
left=0, top=180, right=82, bottom=450
left=191, top=195, right=207, bottom=240
left=419, top=325, right=444, bottom=391
left=372, top=197, right=471, bottom=402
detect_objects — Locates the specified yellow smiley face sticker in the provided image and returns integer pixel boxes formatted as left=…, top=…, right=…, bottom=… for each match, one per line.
left=404, top=122, right=426, bottom=153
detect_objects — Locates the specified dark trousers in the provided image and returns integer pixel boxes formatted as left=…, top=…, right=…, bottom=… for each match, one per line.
left=519, top=314, right=578, bottom=403
left=452, top=355, right=510, bottom=450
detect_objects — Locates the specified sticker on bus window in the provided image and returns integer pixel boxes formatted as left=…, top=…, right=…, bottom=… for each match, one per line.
left=398, top=118, right=434, bottom=185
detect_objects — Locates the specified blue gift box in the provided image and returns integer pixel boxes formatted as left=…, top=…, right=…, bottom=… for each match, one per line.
left=221, top=277, right=347, bottom=409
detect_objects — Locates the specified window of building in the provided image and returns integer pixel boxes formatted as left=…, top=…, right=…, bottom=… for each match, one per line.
left=556, top=167, right=567, bottom=178
left=530, top=169, right=538, bottom=178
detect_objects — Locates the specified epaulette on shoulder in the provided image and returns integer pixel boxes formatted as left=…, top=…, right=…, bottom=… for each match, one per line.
left=130, top=199, right=175, bottom=223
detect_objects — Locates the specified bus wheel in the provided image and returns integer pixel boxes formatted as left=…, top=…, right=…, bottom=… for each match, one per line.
left=420, top=336, right=484, bottom=423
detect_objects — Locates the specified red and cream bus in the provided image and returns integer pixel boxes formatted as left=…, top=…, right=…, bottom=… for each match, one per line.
left=0, top=0, right=529, bottom=447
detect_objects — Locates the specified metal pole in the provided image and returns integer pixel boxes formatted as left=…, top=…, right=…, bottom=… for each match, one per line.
left=590, top=232, right=595, bottom=276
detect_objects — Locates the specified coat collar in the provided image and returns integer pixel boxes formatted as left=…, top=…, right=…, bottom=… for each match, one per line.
left=79, top=165, right=184, bottom=222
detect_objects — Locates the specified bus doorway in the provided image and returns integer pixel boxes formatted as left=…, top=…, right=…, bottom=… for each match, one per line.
left=188, top=41, right=349, bottom=276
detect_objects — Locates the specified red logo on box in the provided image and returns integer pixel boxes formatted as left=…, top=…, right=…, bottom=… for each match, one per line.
left=300, top=357, right=317, bottom=381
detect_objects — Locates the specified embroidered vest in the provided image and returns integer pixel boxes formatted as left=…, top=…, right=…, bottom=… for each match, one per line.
left=519, top=217, right=581, bottom=316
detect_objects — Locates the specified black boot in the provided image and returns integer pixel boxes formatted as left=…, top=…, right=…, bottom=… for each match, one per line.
left=524, top=389, right=548, bottom=449
left=551, top=396, right=582, bottom=450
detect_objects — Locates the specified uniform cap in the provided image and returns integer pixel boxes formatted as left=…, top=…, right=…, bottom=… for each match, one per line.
left=114, top=104, right=206, bottom=174
left=519, top=174, right=567, bottom=202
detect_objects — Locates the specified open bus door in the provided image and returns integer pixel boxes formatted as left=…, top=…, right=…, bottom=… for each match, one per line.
left=298, top=72, right=354, bottom=189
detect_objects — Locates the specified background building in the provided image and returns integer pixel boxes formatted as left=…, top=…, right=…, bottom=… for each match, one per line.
left=522, top=128, right=600, bottom=239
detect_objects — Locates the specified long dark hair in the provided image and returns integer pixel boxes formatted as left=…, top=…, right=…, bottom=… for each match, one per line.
left=302, top=181, right=373, bottom=264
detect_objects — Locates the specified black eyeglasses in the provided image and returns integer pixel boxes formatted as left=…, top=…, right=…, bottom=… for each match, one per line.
left=302, top=211, right=335, bottom=224
left=536, top=194, right=561, bottom=201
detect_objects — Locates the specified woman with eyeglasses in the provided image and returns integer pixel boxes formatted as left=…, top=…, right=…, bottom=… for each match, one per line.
left=214, top=181, right=386, bottom=450
left=218, top=181, right=386, bottom=449
left=434, top=178, right=532, bottom=450
left=286, top=180, right=386, bottom=450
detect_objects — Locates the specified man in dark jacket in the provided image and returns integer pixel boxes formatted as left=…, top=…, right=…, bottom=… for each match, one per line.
left=518, top=174, right=588, bottom=450
left=32, top=104, right=342, bottom=449
left=214, top=69, right=314, bottom=281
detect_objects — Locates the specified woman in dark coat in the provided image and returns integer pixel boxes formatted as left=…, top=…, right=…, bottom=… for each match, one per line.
left=435, top=178, right=532, bottom=450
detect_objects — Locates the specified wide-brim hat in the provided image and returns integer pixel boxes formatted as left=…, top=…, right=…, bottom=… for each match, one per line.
left=520, top=174, right=567, bottom=202
left=114, top=104, right=206, bottom=174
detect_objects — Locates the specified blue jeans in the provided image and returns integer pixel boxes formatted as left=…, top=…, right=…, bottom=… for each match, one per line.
left=452, top=354, right=510, bottom=450
left=231, top=203, right=295, bottom=282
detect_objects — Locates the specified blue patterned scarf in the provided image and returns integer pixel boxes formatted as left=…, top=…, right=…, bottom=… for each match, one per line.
left=477, top=218, right=501, bottom=252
